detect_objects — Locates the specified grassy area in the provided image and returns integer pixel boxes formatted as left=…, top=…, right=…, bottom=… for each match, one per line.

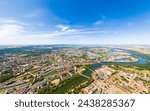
left=121, top=67, right=150, bottom=75
left=53, top=75, right=87, bottom=94
left=108, top=64, right=150, bottom=77
left=43, top=68, right=64, bottom=77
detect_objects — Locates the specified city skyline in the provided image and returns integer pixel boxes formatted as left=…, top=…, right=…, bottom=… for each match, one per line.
left=0, top=0, right=150, bottom=45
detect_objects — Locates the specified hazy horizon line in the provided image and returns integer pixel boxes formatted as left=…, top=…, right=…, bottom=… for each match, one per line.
left=0, top=43, right=150, bottom=46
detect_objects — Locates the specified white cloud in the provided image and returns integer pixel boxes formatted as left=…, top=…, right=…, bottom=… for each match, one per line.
left=0, top=18, right=28, bottom=26
left=0, top=18, right=27, bottom=41
left=94, top=15, right=105, bottom=25
left=94, top=20, right=104, bottom=25
left=0, top=18, right=118, bottom=44
left=0, top=20, right=81, bottom=44
left=56, top=24, right=69, bottom=31
left=55, top=24, right=80, bottom=35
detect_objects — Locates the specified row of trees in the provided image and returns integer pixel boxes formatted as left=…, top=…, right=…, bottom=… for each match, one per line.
left=67, top=78, right=94, bottom=94
left=0, top=73, right=13, bottom=83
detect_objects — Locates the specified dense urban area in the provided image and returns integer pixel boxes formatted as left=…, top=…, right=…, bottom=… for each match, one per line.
left=0, top=45, right=150, bottom=94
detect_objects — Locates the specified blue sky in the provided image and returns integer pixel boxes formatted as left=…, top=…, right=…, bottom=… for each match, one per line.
left=0, top=0, right=150, bottom=45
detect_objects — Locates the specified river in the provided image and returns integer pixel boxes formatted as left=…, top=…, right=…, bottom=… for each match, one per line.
left=53, top=50, right=147, bottom=94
